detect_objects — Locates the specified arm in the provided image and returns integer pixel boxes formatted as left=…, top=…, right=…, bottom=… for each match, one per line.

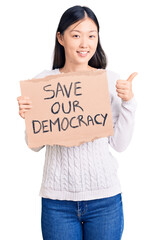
left=108, top=97, right=137, bottom=152
left=22, top=70, right=50, bottom=152
left=107, top=71, right=137, bottom=152
left=25, top=130, right=45, bottom=152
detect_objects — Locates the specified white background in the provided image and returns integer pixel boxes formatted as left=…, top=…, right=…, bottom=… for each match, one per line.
left=0, top=0, right=155, bottom=239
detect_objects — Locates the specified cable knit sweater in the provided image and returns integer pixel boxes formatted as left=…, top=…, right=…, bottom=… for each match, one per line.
left=25, top=68, right=137, bottom=201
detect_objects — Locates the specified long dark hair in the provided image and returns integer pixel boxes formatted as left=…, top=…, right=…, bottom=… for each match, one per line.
left=52, top=5, right=107, bottom=70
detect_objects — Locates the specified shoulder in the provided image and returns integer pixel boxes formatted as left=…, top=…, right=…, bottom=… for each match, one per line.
left=106, top=69, right=120, bottom=83
left=33, top=68, right=60, bottom=79
left=105, top=69, right=120, bottom=92
left=103, top=69, right=121, bottom=103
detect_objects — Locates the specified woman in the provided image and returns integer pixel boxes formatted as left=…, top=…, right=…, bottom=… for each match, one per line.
left=17, top=5, right=137, bottom=240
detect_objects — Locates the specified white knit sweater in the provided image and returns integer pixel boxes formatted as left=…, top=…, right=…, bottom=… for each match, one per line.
left=25, top=68, right=137, bottom=201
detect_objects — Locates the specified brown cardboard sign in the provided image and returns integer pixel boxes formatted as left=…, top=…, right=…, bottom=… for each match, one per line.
left=20, top=69, right=114, bottom=148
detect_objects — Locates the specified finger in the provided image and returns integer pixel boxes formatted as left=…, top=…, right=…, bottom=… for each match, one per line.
left=19, top=109, right=29, bottom=119
left=116, top=84, right=129, bottom=90
left=116, top=89, right=127, bottom=94
left=117, top=92, right=124, bottom=98
left=19, top=112, right=24, bottom=119
left=116, top=80, right=128, bottom=86
left=20, top=109, right=30, bottom=114
left=127, top=72, right=138, bottom=82
left=18, top=99, right=32, bottom=105
left=116, top=80, right=127, bottom=84
left=17, top=96, right=30, bottom=101
left=19, top=104, right=32, bottom=110
left=18, top=100, right=32, bottom=106
left=19, top=110, right=25, bottom=119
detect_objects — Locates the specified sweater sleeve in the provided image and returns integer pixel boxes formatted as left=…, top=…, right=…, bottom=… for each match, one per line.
left=107, top=70, right=137, bottom=152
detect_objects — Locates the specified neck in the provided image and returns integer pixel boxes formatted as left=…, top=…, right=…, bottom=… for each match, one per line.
left=59, top=63, right=95, bottom=73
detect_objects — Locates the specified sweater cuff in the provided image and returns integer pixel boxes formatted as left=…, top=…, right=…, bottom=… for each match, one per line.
left=121, top=96, right=137, bottom=111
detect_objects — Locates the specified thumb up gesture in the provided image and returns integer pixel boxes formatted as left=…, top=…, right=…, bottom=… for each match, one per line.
left=116, top=72, right=138, bottom=101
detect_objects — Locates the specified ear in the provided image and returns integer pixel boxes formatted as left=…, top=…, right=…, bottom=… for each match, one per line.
left=57, top=32, right=64, bottom=46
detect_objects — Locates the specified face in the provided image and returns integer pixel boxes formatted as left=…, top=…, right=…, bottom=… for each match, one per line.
left=57, top=17, right=98, bottom=67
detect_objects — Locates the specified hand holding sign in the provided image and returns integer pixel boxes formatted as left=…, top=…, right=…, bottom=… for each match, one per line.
left=116, top=72, right=138, bottom=101
left=17, top=96, right=32, bottom=119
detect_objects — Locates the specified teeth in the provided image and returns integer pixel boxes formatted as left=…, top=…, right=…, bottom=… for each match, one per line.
left=79, top=52, right=87, bottom=54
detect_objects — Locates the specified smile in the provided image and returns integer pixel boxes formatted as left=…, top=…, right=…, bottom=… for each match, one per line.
left=77, top=51, right=89, bottom=57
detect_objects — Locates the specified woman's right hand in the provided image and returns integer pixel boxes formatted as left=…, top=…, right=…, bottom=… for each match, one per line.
left=17, top=96, right=32, bottom=119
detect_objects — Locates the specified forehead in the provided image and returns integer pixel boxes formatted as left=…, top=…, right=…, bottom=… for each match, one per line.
left=67, top=18, right=98, bottom=32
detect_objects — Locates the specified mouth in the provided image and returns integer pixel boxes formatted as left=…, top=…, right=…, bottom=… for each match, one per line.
left=77, top=51, right=89, bottom=57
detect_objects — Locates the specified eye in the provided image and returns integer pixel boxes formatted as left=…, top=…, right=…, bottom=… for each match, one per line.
left=73, top=34, right=80, bottom=38
left=89, top=35, right=95, bottom=38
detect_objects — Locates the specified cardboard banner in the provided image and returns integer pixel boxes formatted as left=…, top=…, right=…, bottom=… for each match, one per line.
left=20, top=69, right=114, bottom=148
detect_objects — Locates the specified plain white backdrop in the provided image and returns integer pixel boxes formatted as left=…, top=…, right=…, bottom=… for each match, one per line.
left=0, top=0, right=155, bottom=239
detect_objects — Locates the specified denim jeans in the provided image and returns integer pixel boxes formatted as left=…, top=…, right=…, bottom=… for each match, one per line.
left=41, top=193, right=124, bottom=240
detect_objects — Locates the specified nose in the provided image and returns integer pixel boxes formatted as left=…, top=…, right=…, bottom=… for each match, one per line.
left=79, top=36, right=88, bottom=48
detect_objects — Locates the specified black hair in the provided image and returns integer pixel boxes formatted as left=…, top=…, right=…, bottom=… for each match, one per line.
left=52, top=5, right=107, bottom=70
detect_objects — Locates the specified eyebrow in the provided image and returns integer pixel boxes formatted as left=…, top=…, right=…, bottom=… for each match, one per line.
left=70, top=30, right=97, bottom=33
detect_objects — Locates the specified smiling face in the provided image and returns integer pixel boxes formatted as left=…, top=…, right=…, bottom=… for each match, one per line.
left=57, top=17, right=98, bottom=71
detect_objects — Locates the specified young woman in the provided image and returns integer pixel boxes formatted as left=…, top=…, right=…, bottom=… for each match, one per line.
left=17, top=5, right=137, bottom=240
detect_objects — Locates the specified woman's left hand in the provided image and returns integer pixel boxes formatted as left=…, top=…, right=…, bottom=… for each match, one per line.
left=116, top=72, right=138, bottom=101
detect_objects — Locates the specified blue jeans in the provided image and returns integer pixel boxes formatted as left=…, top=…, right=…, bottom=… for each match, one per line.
left=41, top=193, right=124, bottom=240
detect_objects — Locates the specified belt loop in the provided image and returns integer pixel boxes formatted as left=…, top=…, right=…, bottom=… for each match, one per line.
left=77, top=201, right=80, bottom=217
